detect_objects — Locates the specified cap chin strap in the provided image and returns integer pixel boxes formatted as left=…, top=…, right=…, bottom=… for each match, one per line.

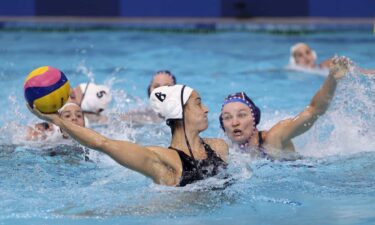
left=181, top=85, right=198, bottom=168
left=79, top=82, right=90, bottom=107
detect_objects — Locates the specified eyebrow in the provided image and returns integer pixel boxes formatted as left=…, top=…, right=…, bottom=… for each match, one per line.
left=195, top=97, right=202, bottom=102
left=222, top=109, right=249, bottom=114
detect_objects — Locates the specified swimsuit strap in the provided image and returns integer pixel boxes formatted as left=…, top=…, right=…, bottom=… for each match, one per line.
left=168, top=146, right=198, bottom=167
left=201, top=139, right=216, bottom=157
left=170, top=140, right=215, bottom=157
left=168, top=146, right=182, bottom=152
left=179, top=85, right=199, bottom=169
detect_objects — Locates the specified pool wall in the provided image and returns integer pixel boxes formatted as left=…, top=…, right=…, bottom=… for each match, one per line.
left=0, top=0, right=374, bottom=18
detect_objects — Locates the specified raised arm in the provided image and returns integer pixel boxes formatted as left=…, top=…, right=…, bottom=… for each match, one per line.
left=270, top=57, right=351, bottom=143
left=27, top=105, right=171, bottom=183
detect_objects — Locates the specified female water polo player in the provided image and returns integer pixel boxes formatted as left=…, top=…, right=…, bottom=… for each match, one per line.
left=28, top=84, right=228, bottom=186
left=121, top=70, right=177, bottom=124
left=220, top=56, right=351, bottom=158
left=288, top=42, right=333, bottom=70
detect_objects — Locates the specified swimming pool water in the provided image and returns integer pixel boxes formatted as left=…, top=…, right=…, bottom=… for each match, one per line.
left=0, top=26, right=375, bottom=225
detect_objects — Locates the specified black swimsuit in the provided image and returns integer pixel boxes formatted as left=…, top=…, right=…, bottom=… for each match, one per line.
left=169, top=140, right=227, bottom=187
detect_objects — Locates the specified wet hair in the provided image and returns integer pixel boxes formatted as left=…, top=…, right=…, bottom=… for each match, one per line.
left=219, top=92, right=261, bottom=131
left=41, top=122, right=50, bottom=130
left=147, top=70, right=177, bottom=97
left=166, top=119, right=182, bottom=135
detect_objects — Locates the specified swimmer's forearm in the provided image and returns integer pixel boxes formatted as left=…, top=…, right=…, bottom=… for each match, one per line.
left=53, top=117, right=162, bottom=180
left=53, top=117, right=107, bottom=150
left=309, top=72, right=337, bottom=115
left=280, top=75, right=336, bottom=140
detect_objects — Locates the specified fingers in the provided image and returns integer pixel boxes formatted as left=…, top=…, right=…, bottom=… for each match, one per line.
left=26, top=103, right=33, bottom=112
left=26, top=103, right=53, bottom=122
left=329, top=55, right=354, bottom=80
left=26, top=103, right=40, bottom=116
left=26, top=103, right=41, bottom=118
left=332, top=56, right=353, bottom=68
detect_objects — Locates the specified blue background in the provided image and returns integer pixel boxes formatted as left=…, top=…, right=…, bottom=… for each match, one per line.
left=0, top=0, right=374, bottom=17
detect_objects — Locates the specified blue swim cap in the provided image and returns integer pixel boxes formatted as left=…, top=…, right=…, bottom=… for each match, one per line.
left=219, top=92, right=261, bottom=131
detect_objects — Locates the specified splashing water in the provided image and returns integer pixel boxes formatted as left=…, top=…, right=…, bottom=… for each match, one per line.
left=0, top=29, right=375, bottom=224
left=296, top=65, right=375, bottom=157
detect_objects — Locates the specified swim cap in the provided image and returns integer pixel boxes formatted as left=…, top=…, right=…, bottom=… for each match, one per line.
left=289, top=42, right=317, bottom=66
left=220, top=92, right=261, bottom=130
left=79, top=83, right=112, bottom=113
left=58, top=102, right=80, bottom=114
left=149, top=84, right=193, bottom=120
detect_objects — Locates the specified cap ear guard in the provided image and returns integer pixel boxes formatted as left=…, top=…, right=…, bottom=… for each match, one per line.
left=312, top=50, right=317, bottom=61
left=219, top=114, right=225, bottom=131
left=289, top=55, right=297, bottom=66
left=252, top=105, right=261, bottom=125
left=149, top=84, right=193, bottom=120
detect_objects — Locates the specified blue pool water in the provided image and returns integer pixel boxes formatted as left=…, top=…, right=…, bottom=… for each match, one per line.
left=1, top=25, right=375, bottom=225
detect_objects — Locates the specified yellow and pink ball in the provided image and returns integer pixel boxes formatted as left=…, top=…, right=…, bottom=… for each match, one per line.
left=24, top=66, right=70, bottom=113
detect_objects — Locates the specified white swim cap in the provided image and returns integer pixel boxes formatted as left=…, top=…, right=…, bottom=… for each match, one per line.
left=149, top=84, right=193, bottom=120
left=58, top=102, right=80, bottom=114
left=79, top=83, right=112, bottom=113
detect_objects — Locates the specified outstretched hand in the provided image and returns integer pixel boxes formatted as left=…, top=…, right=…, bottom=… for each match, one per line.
left=26, top=103, right=59, bottom=124
left=330, top=56, right=352, bottom=80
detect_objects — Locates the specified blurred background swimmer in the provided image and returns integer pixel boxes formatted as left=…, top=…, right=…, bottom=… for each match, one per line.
left=220, top=56, right=351, bottom=159
left=120, top=70, right=177, bottom=124
left=288, top=42, right=375, bottom=76
left=26, top=102, right=90, bottom=159
left=288, top=42, right=333, bottom=75
left=26, top=102, right=85, bottom=141
left=69, top=82, right=112, bottom=125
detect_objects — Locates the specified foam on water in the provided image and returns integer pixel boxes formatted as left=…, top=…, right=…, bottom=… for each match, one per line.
left=286, top=64, right=329, bottom=77
left=295, top=68, right=375, bottom=157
